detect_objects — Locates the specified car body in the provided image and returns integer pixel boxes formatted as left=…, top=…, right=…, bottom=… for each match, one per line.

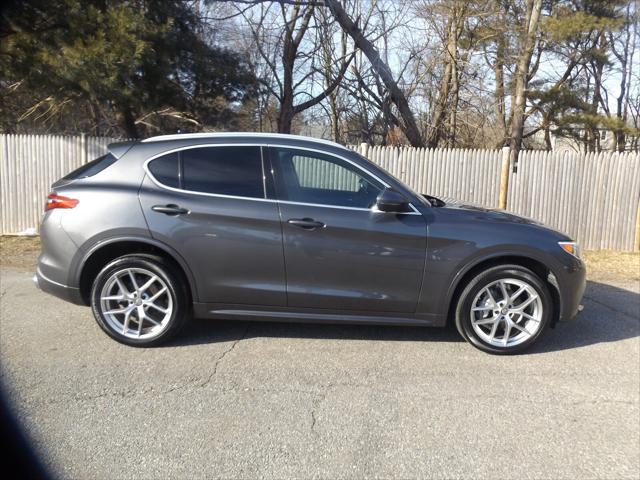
left=35, top=133, right=586, bottom=353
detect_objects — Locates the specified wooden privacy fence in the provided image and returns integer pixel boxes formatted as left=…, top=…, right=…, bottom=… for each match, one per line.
left=0, top=134, right=122, bottom=235
left=1, top=134, right=639, bottom=251
left=358, top=144, right=640, bottom=251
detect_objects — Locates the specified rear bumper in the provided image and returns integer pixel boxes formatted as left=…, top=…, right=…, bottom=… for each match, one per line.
left=34, top=268, right=84, bottom=305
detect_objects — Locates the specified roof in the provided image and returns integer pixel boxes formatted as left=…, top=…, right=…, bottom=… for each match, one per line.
left=141, top=132, right=349, bottom=151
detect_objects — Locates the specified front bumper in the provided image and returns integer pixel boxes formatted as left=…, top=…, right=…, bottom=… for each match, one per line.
left=34, top=268, right=84, bottom=305
left=555, top=257, right=587, bottom=322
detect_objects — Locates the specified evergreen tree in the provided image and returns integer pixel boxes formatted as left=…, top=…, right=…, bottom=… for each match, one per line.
left=0, top=0, right=257, bottom=137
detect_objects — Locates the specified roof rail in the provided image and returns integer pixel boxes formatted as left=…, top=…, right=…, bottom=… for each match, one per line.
left=141, top=132, right=348, bottom=151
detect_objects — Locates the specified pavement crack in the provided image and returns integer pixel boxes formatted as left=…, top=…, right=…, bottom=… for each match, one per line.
left=310, top=383, right=333, bottom=438
left=198, top=322, right=251, bottom=388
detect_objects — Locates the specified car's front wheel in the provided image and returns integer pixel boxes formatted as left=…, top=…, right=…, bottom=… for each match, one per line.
left=90, top=254, right=189, bottom=347
left=455, top=264, right=552, bottom=354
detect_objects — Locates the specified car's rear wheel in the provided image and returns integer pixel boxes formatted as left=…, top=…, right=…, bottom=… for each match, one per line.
left=455, top=265, right=552, bottom=354
left=90, top=255, right=188, bottom=347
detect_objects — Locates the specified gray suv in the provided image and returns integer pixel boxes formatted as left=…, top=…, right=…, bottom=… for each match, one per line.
left=35, top=133, right=586, bottom=353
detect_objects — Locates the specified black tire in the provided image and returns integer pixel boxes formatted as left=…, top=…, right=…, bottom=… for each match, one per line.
left=90, top=254, right=189, bottom=347
left=455, top=264, right=552, bottom=354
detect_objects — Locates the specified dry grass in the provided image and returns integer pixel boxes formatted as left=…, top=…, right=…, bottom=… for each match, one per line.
left=583, top=250, right=640, bottom=282
left=0, top=236, right=41, bottom=270
left=1, top=236, right=639, bottom=282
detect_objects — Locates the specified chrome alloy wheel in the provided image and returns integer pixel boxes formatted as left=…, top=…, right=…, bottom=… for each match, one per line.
left=99, top=267, right=173, bottom=339
left=470, top=278, right=543, bottom=348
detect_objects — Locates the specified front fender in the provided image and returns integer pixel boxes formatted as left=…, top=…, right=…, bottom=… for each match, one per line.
left=446, top=247, right=564, bottom=312
left=418, top=207, right=579, bottom=322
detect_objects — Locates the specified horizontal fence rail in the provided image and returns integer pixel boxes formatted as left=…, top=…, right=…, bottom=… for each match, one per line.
left=1, top=134, right=639, bottom=250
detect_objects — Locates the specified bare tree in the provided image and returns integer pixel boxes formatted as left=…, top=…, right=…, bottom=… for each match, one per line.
left=507, top=0, right=542, bottom=163
left=221, top=1, right=355, bottom=133
left=325, top=0, right=424, bottom=147
left=202, top=0, right=638, bottom=153
left=609, top=2, right=638, bottom=151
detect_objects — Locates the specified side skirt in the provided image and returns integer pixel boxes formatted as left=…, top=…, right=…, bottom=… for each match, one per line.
left=192, top=303, right=445, bottom=327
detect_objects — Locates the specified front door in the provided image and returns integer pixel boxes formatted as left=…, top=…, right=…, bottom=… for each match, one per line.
left=139, top=145, right=286, bottom=306
left=268, top=146, right=427, bottom=313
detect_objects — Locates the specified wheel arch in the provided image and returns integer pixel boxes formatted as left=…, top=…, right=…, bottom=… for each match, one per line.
left=445, top=254, right=562, bottom=328
left=75, top=236, right=198, bottom=306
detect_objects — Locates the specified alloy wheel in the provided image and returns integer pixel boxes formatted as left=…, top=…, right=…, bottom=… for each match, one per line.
left=470, top=278, right=543, bottom=348
left=99, top=267, right=173, bottom=339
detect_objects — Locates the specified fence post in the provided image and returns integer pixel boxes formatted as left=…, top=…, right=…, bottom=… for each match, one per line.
left=80, top=133, right=88, bottom=165
left=635, top=196, right=640, bottom=252
left=498, top=146, right=511, bottom=209
left=360, top=142, right=369, bottom=158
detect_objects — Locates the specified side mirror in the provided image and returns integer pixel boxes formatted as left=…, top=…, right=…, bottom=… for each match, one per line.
left=375, top=187, right=410, bottom=213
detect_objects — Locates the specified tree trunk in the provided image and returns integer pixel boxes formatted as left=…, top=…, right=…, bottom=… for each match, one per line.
left=320, top=20, right=345, bottom=143
left=326, top=0, right=423, bottom=147
left=122, top=106, right=139, bottom=139
left=542, top=115, right=552, bottom=151
left=447, top=4, right=461, bottom=148
left=276, top=5, right=299, bottom=134
left=613, top=4, right=632, bottom=152
left=425, top=4, right=462, bottom=148
left=588, top=32, right=606, bottom=152
left=507, top=0, right=542, bottom=166
left=448, top=51, right=459, bottom=147
left=278, top=99, right=294, bottom=134
left=494, top=31, right=507, bottom=146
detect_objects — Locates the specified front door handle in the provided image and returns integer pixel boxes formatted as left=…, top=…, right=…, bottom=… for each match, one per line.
left=151, top=204, right=190, bottom=216
left=287, top=218, right=325, bottom=230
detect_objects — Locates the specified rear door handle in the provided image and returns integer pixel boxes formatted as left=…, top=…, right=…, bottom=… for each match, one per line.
left=287, top=218, right=325, bottom=230
left=151, top=204, right=189, bottom=216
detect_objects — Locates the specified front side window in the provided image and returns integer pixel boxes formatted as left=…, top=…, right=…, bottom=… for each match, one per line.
left=147, top=146, right=264, bottom=198
left=271, top=147, right=383, bottom=208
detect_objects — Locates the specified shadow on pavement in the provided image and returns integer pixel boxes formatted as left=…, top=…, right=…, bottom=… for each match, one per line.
left=167, top=280, right=639, bottom=353
left=530, top=280, right=639, bottom=354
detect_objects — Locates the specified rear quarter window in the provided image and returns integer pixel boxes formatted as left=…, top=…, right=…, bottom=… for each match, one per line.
left=147, top=153, right=179, bottom=188
left=63, top=153, right=118, bottom=180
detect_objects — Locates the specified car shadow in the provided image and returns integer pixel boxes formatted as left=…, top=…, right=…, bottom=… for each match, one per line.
left=166, top=280, right=639, bottom=353
left=529, top=280, right=639, bottom=354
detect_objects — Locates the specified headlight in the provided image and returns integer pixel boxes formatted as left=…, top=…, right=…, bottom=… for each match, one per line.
left=558, top=241, right=581, bottom=259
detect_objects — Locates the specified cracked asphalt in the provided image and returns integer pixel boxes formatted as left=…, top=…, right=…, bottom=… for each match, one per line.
left=1, top=264, right=639, bottom=479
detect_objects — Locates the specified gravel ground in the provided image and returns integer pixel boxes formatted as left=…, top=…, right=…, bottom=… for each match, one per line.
left=0, top=241, right=639, bottom=479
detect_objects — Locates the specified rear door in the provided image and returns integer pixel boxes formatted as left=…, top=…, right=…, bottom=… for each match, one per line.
left=268, top=146, right=427, bottom=313
left=139, top=145, right=286, bottom=306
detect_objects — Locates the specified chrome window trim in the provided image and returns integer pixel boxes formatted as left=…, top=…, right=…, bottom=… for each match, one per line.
left=142, top=143, right=421, bottom=215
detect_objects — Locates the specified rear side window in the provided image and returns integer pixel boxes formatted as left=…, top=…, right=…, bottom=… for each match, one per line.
left=182, top=146, right=264, bottom=198
left=148, top=152, right=179, bottom=188
left=146, top=146, right=264, bottom=198
left=63, top=153, right=118, bottom=180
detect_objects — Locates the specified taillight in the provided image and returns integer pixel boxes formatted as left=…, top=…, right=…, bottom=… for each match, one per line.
left=45, top=193, right=79, bottom=211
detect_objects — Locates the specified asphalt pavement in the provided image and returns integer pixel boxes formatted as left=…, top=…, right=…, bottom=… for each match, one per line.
left=1, top=267, right=638, bottom=479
